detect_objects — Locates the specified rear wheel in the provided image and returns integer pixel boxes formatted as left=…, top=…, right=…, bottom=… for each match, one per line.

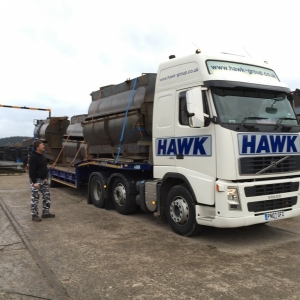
left=112, top=178, right=136, bottom=215
left=90, top=175, right=106, bottom=208
left=166, top=185, right=202, bottom=237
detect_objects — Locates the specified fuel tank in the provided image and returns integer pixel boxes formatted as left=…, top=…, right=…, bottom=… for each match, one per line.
left=82, top=73, right=156, bottom=161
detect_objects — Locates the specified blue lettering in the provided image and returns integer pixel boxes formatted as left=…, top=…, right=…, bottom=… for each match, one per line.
left=269, top=135, right=286, bottom=152
left=157, top=139, right=167, bottom=155
left=287, top=136, right=297, bottom=152
left=239, top=134, right=300, bottom=155
left=242, top=135, right=256, bottom=154
left=256, top=136, right=270, bottom=153
left=177, top=138, right=193, bottom=155
left=167, top=139, right=177, bottom=155
left=193, top=137, right=208, bottom=155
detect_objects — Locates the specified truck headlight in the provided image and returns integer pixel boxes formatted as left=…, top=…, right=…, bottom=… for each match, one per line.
left=227, top=188, right=241, bottom=210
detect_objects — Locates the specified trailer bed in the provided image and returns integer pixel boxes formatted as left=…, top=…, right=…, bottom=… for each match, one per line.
left=48, top=159, right=153, bottom=189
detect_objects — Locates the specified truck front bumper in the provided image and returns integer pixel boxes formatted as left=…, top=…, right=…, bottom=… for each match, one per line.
left=196, top=207, right=300, bottom=228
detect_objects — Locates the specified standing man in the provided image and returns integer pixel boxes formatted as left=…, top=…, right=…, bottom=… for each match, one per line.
left=29, top=140, right=55, bottom=222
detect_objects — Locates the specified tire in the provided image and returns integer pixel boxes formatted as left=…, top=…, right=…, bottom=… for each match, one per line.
left=166, top=185, right=202, bottom=237
left=90, top=175, right=106, bottom=208
left=112, top=177, right=137, bottom=215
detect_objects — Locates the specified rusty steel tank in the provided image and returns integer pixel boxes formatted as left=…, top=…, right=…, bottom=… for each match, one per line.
left=62, top=114, right=87, bottom=164
left=34, top=117, right=70, bottom=162
left=82, top=73, right=156, bottom=162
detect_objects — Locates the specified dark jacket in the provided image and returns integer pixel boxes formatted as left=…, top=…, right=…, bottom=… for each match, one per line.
left=29, top=151, right=48, bottom=183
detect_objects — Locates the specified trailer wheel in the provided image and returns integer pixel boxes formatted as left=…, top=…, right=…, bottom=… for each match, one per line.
left=166, top=185, right=202, bottom=237
left=90, top=175, right=106, bottom=208
left=112, top=178, right=136, bottom=215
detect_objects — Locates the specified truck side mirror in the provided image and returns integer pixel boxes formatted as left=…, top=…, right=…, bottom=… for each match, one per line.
left=186, top=87, right=205, bottom=127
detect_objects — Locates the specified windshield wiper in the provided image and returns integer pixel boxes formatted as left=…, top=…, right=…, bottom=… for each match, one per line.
left=276, top=117, right=298, bottom=129
left=237, top=117, right=268, bottom=130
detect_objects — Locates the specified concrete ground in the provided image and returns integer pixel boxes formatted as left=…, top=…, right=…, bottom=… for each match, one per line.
left=1, top=174, right=300, bottom=300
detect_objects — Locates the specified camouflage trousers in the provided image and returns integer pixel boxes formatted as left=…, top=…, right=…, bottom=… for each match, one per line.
left=30, top=179, right=51, bottom=216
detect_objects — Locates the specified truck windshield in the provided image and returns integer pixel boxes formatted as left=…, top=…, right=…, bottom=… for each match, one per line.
left=211, top=87, right=297, bottom=126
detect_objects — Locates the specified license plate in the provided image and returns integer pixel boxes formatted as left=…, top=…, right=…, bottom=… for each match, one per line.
left=264, top=211, right=285, bottom=221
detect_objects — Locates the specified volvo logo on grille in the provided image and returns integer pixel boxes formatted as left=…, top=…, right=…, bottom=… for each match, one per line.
left=268, top=194, right=281, bottom=200
left=270, top=160, right=278, bottom=169
left=255, top=156, right=290, bottom=174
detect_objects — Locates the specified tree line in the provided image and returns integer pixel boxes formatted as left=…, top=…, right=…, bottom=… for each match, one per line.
left=0, top=136, right=31, bottom=147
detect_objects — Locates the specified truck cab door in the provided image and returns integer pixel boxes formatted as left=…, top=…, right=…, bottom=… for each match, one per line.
left=174, top=87, right=216, bottom=205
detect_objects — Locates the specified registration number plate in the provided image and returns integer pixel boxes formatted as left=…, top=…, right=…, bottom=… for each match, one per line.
left=264, top=211, right=285, bottom=221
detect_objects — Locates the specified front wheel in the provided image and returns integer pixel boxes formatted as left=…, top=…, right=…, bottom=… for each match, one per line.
left=166, top=185, right=202, bottom=237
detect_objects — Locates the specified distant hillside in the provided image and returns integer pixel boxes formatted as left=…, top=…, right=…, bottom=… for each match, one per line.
left=0, top=136, right=31, bottom=147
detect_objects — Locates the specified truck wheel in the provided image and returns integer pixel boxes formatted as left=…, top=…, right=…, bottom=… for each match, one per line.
left=90, top=175, right=106, bottom=208
left=112, top=178, right=136, bottom=215
left=166, top=185, right=202, bottom=237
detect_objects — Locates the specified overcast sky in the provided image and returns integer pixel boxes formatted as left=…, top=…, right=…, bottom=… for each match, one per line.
left=0, top=0, right=299, bottom=138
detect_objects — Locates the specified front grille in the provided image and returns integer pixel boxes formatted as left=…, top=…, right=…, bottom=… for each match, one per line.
left=247, top=196, right=297, bottom=212
left=245, top=182, right=299, bottom=197
left=240, top=155, right=300, bottom=175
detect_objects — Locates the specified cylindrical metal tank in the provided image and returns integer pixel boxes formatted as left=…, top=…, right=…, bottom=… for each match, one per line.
left=33, top=119, right=43, bottom=141
left=82, top=73, right=156, bottom=161
left=34, top=117, right=70, bottom=162
left=62, top=114, right=87, bottom=164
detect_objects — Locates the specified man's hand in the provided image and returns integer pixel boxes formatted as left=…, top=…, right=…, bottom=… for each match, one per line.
left=33, top=183, right=39, bottom=189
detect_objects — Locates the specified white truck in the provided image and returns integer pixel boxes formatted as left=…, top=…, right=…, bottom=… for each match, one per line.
left=38, top=49, right=300, bottom=236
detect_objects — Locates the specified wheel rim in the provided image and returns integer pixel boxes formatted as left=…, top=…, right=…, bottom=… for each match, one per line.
left=113, top=183, right=126, bottom=206
left=170, top=197, right=189, bottom=225
left=93, top=180, right=102, bottom=200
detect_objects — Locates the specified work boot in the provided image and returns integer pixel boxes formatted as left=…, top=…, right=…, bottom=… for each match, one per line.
left=42, top=213, right=55, bottom=218
left=32, top=215, right=42, bottom=222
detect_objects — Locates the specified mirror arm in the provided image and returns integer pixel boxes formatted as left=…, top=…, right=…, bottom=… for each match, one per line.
left=211, top=116, right=219, bottom=124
